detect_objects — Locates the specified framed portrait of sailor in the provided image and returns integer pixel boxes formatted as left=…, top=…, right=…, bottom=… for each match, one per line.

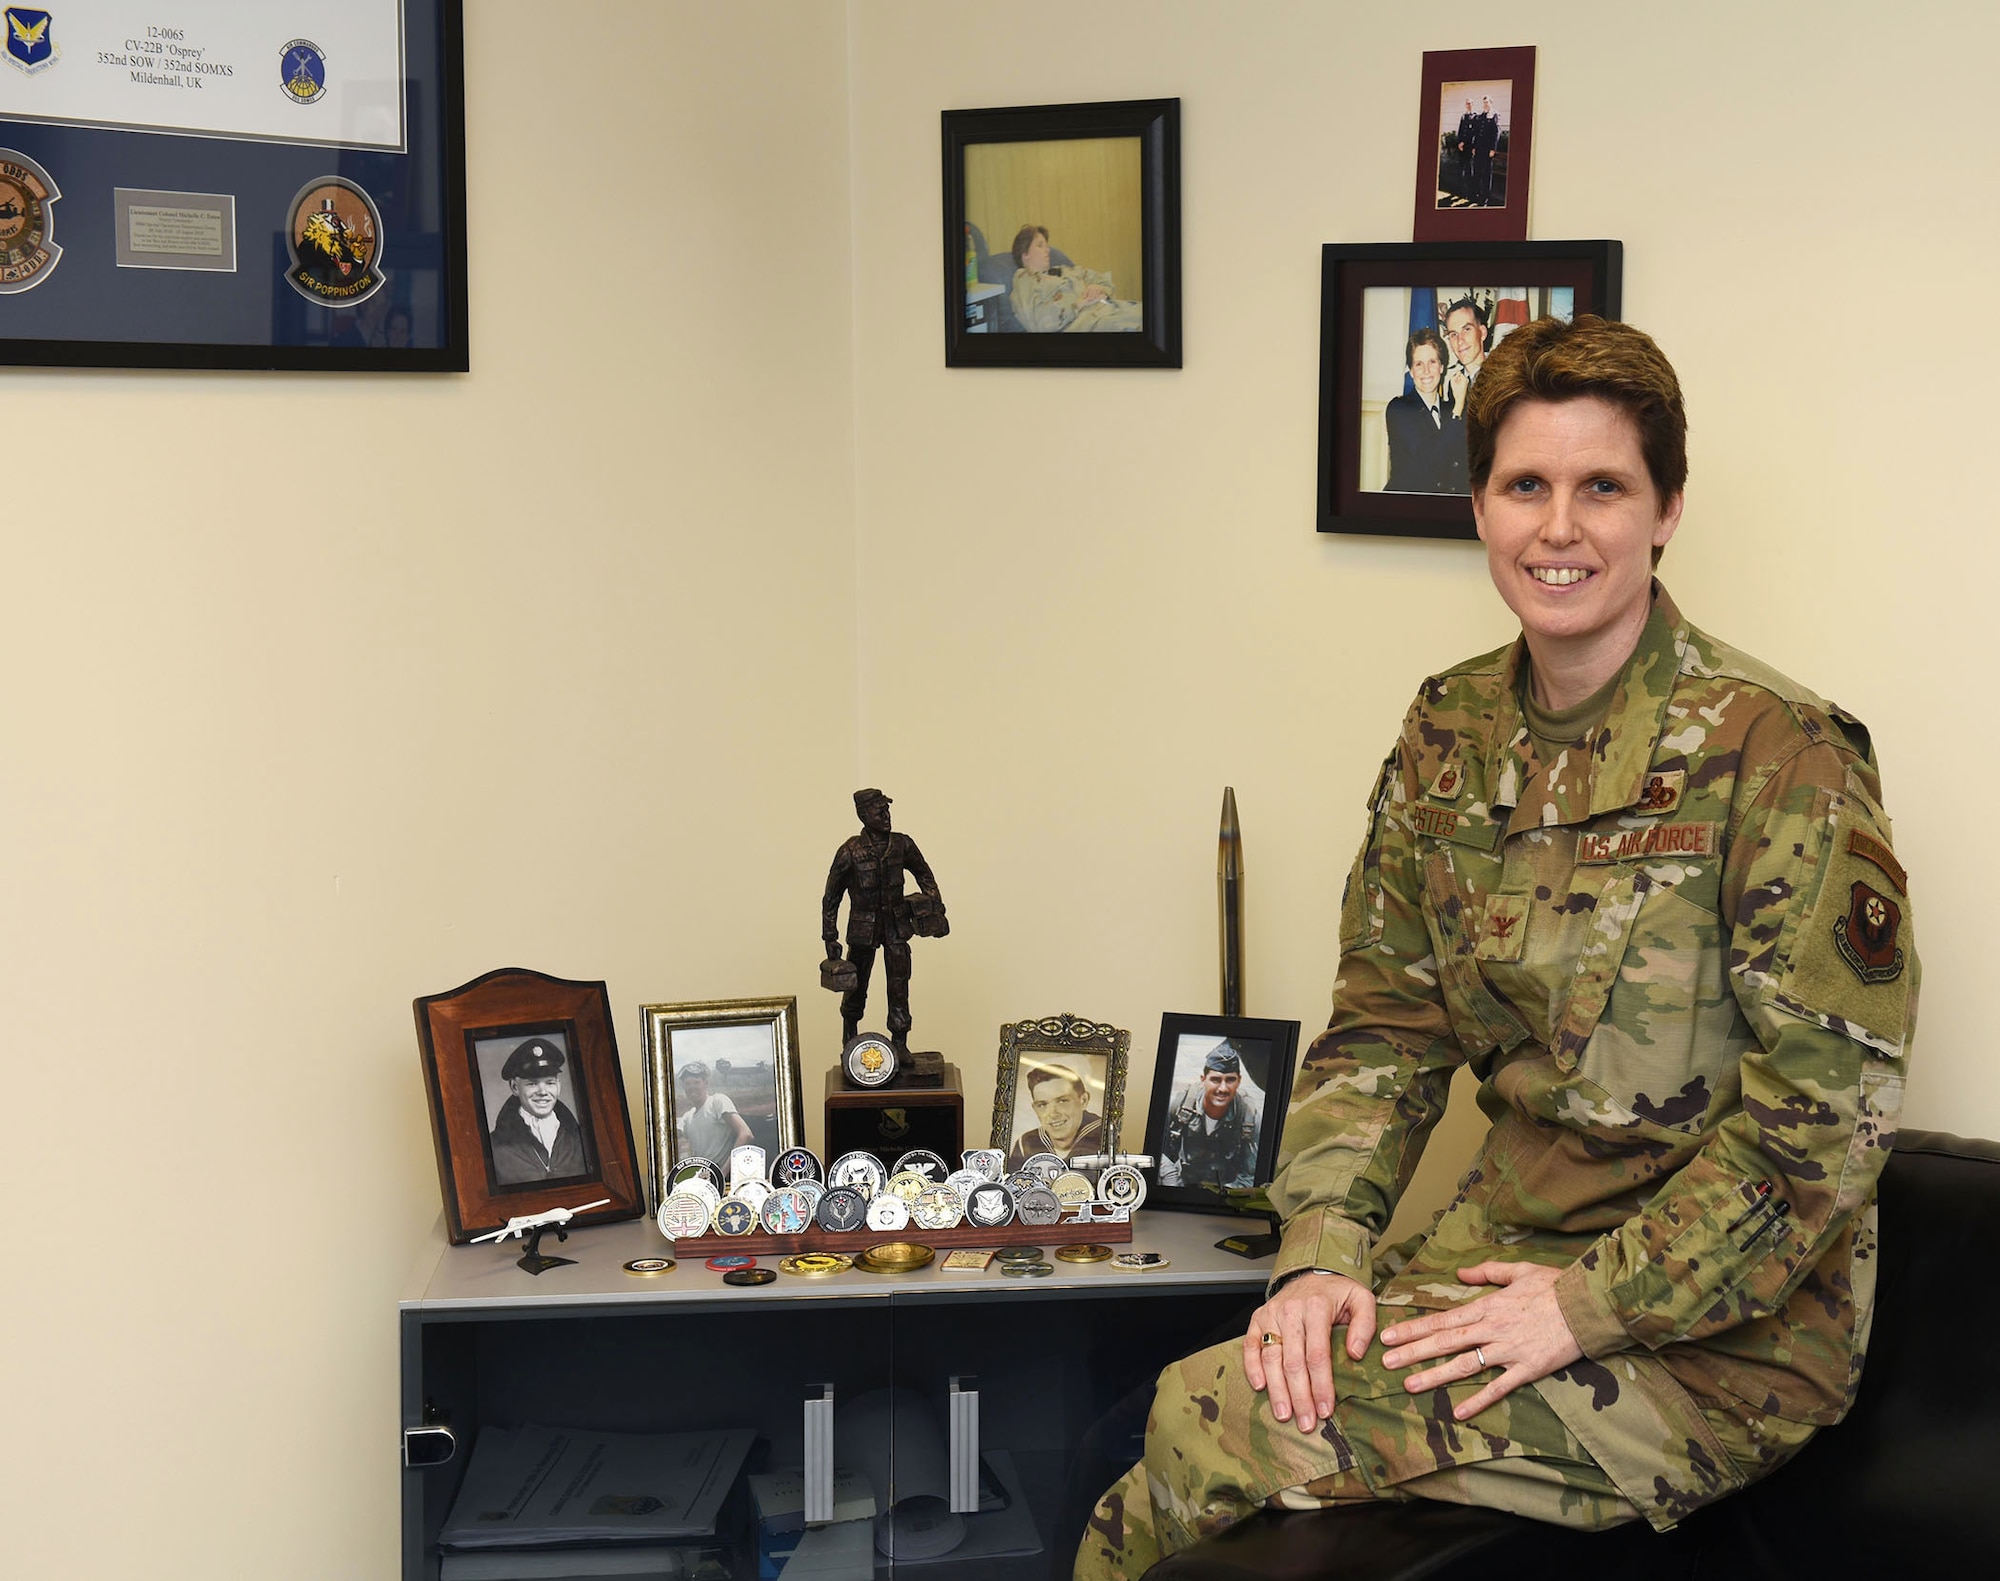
left=414, top=966, right=644, bottom=1244
left=1141, top=1012, right=1300, bottom=1215
left=0, top=0, right=468, bottom=369
left=988, top=1012, right=1130, bottom=1172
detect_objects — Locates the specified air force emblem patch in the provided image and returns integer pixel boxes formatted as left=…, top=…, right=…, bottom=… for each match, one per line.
left=4, top=8, right=57, bottom=75
left=1834, top=880, right=1905, bottom=984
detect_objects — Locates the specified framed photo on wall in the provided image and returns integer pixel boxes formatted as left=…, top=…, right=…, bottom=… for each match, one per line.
left=0, top=0, right=468, bottom=370
left=640, top=997, right=804, bottom=1209
left=1413, top=46, right=1537, bottom=243
left=414, top=966, right=644, bottom=1244
left=941, top=97, right=1181, bottom=368
left=1141, top=1012, right=1300, bottom=1214
left=1317, top=240, right=1623, bottom=540
left=989, top=1012, right=1130, bottom=1170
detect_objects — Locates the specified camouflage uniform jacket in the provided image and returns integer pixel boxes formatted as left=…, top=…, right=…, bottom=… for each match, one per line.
left=1268, top=584, right=1917, bottom=1524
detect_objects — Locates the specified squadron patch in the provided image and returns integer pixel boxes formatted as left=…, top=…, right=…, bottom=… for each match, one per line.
left=284, top=175, right=386, bottom=307
left=4, top=8, right=57, bottom=75
left=279, top=39, right=327, bottom=104
left=1631, top=769, right=1685, bottom=815
left=1834, top=880, right=1905, bottom=984
left=0, top=148, right=61, bottom=293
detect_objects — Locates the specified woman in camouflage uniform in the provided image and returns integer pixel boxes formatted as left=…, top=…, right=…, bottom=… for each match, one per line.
left=1076, top=316, right=1917, bottom=1578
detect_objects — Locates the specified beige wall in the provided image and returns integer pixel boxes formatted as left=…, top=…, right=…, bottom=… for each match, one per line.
left=11, top=2, right=2000, bottom=1574
left=4, top=6, right=856, bottom=1576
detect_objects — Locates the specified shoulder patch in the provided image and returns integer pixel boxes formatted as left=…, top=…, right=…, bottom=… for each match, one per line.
left=1846, top=830, right=1906, bottom=894
left=1833, top=882, right=1906, bottom=984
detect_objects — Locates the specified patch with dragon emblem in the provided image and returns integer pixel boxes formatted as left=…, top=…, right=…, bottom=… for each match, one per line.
left=0, top=148, right=61, bottom=293
left=1833, top=880, right=1904, bottom=984
left=284, top=176, right=386, bottom=307
left=4, top=8, right=58, bottom=75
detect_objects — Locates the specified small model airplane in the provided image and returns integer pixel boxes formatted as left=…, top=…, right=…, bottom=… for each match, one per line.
left=473, top=1198, right=611, bottom=1244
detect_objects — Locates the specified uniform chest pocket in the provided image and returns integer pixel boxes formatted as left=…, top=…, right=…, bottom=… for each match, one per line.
left=1556, top=875, right=1752, bottom=1133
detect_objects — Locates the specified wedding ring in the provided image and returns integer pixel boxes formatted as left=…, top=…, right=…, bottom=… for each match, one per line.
left=1260, top=1332, right=1283, bottom=1347
left=1475, top=1345, right=1488, bottom=1368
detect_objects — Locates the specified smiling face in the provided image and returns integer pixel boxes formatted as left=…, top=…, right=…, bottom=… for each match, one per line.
left=1410, top=341, right=1443, bottom=398
left=511, top=1073, right=561, bottom=1120
left=1473, top=396, right=1682, bottom=693
left=1200, top=1069, right=1241, bottom=1118
left=1029, top=1071, right=1087, bottom=1151
left=1446, top=307, right=1487, bottom=369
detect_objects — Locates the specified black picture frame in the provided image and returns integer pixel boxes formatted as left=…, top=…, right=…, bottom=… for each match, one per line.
left=0, top=0, right=468, bottom=371
left=1141, top=1012, right=1300, bottom=1216
left=1316, top=240, right=1623, bottom=540
left=942, top=97, right=1181, bottom=368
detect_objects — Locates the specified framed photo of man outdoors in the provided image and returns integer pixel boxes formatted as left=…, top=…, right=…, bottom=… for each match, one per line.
left=989, top=1013, right=1130, bottom=1171
left=414, top=967, right=644, bottom=1244
left=641, top=997, right=804, bottom=1210
left=1317, top=240, right=1623, bottom=539
left=1141, top=1012, right=1300, bottom=1214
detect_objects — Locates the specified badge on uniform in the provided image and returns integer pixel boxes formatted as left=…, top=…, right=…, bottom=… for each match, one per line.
left=1428, top=763, right=1465, bottom=800
left=1474, top=893, right=1530, bottom=962
left=1834, top=880, right=1905, bottom=984
left=1631, top=769, right=1685, bottom=814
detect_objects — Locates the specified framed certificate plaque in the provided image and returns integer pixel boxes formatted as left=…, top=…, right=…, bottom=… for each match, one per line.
left=0, top=0, right=467, bottom=370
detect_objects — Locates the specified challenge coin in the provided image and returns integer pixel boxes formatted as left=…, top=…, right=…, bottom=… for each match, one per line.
left=656, top=1190, right=713, bottom=1240
left=704, top=1254, right=757, bottom=1271
left=816, top=1185, right=867, bottom=1233
left=945, top=1169, right=986, bottom=1205
left=829, top=1151, right=888, bottom=1198
left=671, top=1157, right=724, bottom=1194
left=961, top=1148, right=1005, bottom=1181
left=780, top=1252, right=853, bottom=1277
left=843, top=1032, right=899, bottom=1088
left=885, top=1169, right=930, bottom=1206
left=1051, top=1171, right=1096, bottom=1211
left=623, top=1257, right=676, bottom=1276
left=723, top=1267, right=778, bottom=1286
left=965, top=1182, right=1017, bottom=1229
left=856, top=1241, right=935, bottom=1274
left=1022, top=1152, right=1067, bottom=1184
left=913, top=1182, right=965, bottom=1232
left=792, top=1181, right=825, bottom=1217
left=1112, top=1251, right=1170, bottom=1272
left=760, top=1187, right=814, bottom=1236
left=1056, top=1243, right=1113, bottom=1264
left=732, top=1178, right=772, bottom=1215
left=1002, top=1261, right=1054, bottom=1278
left=674, top=1177, right=721, bottom=1215
left=729, top=1144, right=769, bottom=1191
left=865, top=1192, right=911, bottom=1232
left=773, top=1147, right=823, bottom=1186
left=1004, top=1170, right=1043, bottom=1200
left=1016, top=1186, right=1063, bottom=1226
left=1097, top=1164, right=1148, bottom=1211
left=996, top=1245, right=1046, bottom=1264
left=713, top=1197, right=758, bottom=1237
left=893, top=1148, right=950, bottom=1183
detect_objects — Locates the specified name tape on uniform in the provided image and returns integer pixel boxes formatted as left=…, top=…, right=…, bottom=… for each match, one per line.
left=1576, top=822, right=1719, bottom=864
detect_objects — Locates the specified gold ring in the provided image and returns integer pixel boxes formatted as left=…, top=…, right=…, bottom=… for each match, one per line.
left=1260, top=1331, right=1283, bottom=1347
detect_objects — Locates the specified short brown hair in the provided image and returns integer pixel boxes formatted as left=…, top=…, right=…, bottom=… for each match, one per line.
left=1462, top=314, right=1687, bottom=504
left=1011, top=224, right=1049, bottom=270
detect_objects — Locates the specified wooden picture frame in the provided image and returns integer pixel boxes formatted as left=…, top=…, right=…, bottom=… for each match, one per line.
left=414, top=966, right=643, bottom=1245
left=640, top=997, right=804, bottom=1210
left=1413, top=46, right=1537, bottom=243
left=1317, top=240, right=1623, bottom=540
left=942, top=97, right=1181, bottom=368
left=1140, top=1012, right=1300, bottom=1215
left=989, top=1012, right=1130, bottom=1170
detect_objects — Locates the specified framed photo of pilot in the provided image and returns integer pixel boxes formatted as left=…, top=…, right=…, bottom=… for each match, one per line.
left=641, top=997, right=804, bottom=1210
left=989, top=1012, right=1130, bottom=1171
left=414, top=966, right=644, bottom=1245
left=941, top=98, right=1181, bottom=369
left=1140, top=1013, right=1300, bottom=1215
left=1317, top=240, right=1622, bottom=540
left=1413, top=47, right=1537, bottom=243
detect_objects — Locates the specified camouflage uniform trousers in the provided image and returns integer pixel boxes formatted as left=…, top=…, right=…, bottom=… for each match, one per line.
left=1072, top=1327, right=1814, bottom=1581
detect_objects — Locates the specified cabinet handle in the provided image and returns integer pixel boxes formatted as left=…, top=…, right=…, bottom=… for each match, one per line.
left=402, top=1424, right=456, bottom=1469
left=948, top=1375, right=980, bottom=1515
left=803, top=1382, right=836, bottom=1525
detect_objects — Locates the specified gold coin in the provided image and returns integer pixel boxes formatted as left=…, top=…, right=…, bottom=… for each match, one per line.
left=856, top=1241, right=936, bottom=1273
left=622, top=1257, right=676, bottom=1276
left=780, top=1253, right=854, bottom=1277
left=1055, top=1243, right=1112, bottom=1263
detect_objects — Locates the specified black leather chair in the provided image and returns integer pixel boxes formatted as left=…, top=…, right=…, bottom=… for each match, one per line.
left=1146, top=1130, right=2000, bottom=1579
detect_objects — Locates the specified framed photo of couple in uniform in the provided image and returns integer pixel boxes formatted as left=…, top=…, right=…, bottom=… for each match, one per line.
left=1140, top=1012, right=1300, bottom=1215
left=1412, top=46, right=1538, bottom=243
left=988, top=1012, right=1131, bottom=1171
left=640, top=997, right=805, bottom=1210
left=1316, top=239, right=1623, bottom=540
left=413, top=966, right=644, bottom=1245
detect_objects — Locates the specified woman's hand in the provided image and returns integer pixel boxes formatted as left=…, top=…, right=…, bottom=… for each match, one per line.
left=1378, top=1261, right=1583, bottom=1421
left=1242, top=1271, right=1377, bottom=1435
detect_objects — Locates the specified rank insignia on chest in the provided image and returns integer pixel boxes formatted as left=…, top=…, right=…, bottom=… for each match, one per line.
left=1474, top=894, right=1530, bottom=962
left=1834, top=880, right=1905, bottom=983
left=1428, top=763, right=1465, bottom=800
left=1630, top=768, right=1685, bottom=814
